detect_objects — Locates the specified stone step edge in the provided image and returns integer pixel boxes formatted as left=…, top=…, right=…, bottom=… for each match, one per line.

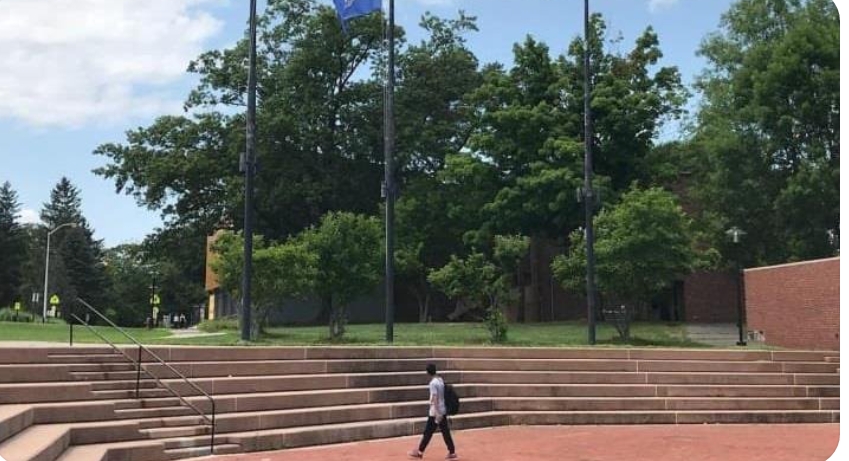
left=0, top=405, right=33, bottom=446
left=4, top=356, right=841, bottom=373
left=96, top=383, right=846, bottom=409
left=45, top=408, right=843, bottom=461
left=3, top=367, right=839, bottom=388
left=183, top=409, right=842, bottom=448
left=28, top=395, right=843, bottom=440
left=0, top=423, right=71, bottom=461
left=13, top=382, right=843, bottom=420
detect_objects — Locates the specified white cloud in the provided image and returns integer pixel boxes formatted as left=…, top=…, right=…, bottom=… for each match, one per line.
left=0, top=0, right=224, bottom=127
left=648, top=0, right=679, bottom=13
left=17, top=208, right=40, bottom=225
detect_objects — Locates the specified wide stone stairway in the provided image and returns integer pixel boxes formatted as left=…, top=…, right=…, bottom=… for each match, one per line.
left=0, top=346, right=839, bottom=461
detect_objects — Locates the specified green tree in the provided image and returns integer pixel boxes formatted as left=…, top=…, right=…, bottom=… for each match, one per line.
left=213, top=231, right=317, bottom=339
left=465, top=21, right=686, bottom=240
left=394, top=174, right=476, bottom=322
left=0, top=182, right=27, bottom=307
left=428, top=253, right=497, bottom=314
left=40, top=178, right=108, bottom=315
left=690, top=0, right=839, bottom=265
left=93, top=4, right=484, bottom=322
left=298, top=212, right=383, bottom=339
left=552, top=186, right=700, bottom=338
left=395, top=12, right=482, bottom=176
left=428, top=235, right=528, bottom=342
left=94, top=1, right=390, bottom=241
left=449, top=17, right=684, bottom=322
left=102, top=244, right=152, bottom=327
left=140, top=224, right=209, bottom=321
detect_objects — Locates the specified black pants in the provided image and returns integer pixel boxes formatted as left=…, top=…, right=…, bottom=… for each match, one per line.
left=418, top=416, right=455, bottom=454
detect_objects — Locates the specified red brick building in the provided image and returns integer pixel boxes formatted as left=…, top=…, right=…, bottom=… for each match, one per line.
left=745, top=257, right=839, bottom=350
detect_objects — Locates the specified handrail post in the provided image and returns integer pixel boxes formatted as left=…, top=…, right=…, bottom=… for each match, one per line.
left=210, top=400, right=216, bottom=454
left=69, top=300, right=74, bottom=346
left=76, top=298, right=216, bottom=439
left=136, top=345, right=142, bottom=399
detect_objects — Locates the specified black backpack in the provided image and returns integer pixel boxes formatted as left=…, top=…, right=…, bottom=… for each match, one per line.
left=443, top=381, right=460, bottom=416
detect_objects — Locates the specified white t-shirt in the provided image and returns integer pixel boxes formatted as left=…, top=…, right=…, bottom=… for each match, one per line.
left=429, top=376, right=446, bottom=417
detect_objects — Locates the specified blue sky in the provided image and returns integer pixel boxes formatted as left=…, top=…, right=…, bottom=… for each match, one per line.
left=0, top=0, right=794, bottom=246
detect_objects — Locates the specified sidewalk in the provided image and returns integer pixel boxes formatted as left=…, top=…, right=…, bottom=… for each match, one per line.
left=207, top=424, right=840, bottom=461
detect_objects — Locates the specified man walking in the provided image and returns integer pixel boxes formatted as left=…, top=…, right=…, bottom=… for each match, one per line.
left=409, top=363, right=458, bottom=459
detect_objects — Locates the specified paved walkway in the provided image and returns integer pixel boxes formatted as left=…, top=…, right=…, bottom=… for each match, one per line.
left=207, top=424, right=840, bottom=461
left=685, top=323, right=741, bottom=347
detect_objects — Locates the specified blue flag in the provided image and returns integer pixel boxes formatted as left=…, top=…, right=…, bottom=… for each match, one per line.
left=333, top=0, right=381, bottom=31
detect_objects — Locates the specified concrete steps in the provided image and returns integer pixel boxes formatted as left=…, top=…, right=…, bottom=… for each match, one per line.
left=121, top=396, right=840, bottom=435
left=0, top=345, right=838, bottom=461
left=89, top=379, right=158, bottom=391
left=164, top=444, right=242, bottom=460
left=46, top=354, right=128, bottom=364
left=90, top=388, right=174, bottom=400
left=0, top=405, right=33, bottom=445
left=140, top=424, right=212, bottom=440
left=0, top=425, right=70, bottom=461
left=114, top=406, right=200, bottom=420
left=113, top=397, right=184, bottom=410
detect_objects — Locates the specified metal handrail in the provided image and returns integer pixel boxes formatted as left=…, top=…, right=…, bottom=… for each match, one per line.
left=72, top=298, right=216, bottom=454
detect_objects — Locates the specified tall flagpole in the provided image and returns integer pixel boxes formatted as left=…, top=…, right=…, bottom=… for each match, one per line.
left=242, top=0, right=258, bottom=342
left=384, top=0, right=396, bottom=343
left=583, top=0, right=597, bottom=345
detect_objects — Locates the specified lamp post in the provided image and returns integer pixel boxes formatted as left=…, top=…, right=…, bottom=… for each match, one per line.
left=43, top=222, right=78, bottom=322
left=384, top=0, right=397, bottom=343
left=583, top=0, right=597, bottom=345
left=241, top=0, right=258, bottom=342
left=726, top=226, right=747, bottom=346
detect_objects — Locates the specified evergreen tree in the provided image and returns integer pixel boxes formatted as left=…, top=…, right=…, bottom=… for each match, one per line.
left=40, top=178, right=109, bottom=316
left=0, top=182, right=27, bottom=307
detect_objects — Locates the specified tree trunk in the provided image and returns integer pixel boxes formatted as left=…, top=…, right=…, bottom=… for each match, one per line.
left=416, top=285, right=431, bottom=323
left=528, top=235, right=542, bottom=322
left=328, top=296, right=346, bottom=340
left=250, top=305, right=265, bottom=340
left=315, top=294, right=332, bottom=325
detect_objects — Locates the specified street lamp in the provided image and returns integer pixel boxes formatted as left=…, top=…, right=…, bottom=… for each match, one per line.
left=42, top=222, right=79, bottom=322
left=583, top=0, right=598, bottom=345
left=726, top=226, right=747, bottom=346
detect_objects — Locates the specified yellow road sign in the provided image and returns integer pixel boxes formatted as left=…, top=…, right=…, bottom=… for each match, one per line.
left=49, top=294, right=60, bottom=306
left=150, top=294, right=161, bottom=306
left=13, top=302, right=21, bottom=311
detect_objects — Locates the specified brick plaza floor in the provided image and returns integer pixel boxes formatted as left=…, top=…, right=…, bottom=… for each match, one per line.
left=207, top=424, right=840, bottom=461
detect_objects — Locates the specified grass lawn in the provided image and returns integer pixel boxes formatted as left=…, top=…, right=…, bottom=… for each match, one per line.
left=0, top=320, right=713, bottom=348
left=0, top=321, right=175, bottom=344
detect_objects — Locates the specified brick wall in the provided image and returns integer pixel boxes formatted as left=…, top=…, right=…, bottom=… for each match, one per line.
left=683, top=271, right=739, bottom=323
left=745, top=257, right=839, bottom=350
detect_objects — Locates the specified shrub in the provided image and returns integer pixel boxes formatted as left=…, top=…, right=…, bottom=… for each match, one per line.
left=198, top=316, right=239, bottom=332
left=0, top=307, right=34, bottom=323
left=485, top=307, right=508, bottom=343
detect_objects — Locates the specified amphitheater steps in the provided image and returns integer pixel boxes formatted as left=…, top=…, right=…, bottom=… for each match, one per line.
left=163, top=443, right=242, bottom=460
left=113, top=397, right=184, bottom=410
left=54, top=439, right=242, bottom=461
left=89, top=379, right=158, bottom=391
left=0, top=425, right=70, bottom=461
left=0, top=405, right=33, bottom=445
left=46, top=353, right=129, bottom=364
left=0, top=346, right=838, bottom=461
left=12, top=408, right=841, bottom=461
left=140, top=424, right=212, bottom=439
left=114, top=406, right=200, bottom=420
